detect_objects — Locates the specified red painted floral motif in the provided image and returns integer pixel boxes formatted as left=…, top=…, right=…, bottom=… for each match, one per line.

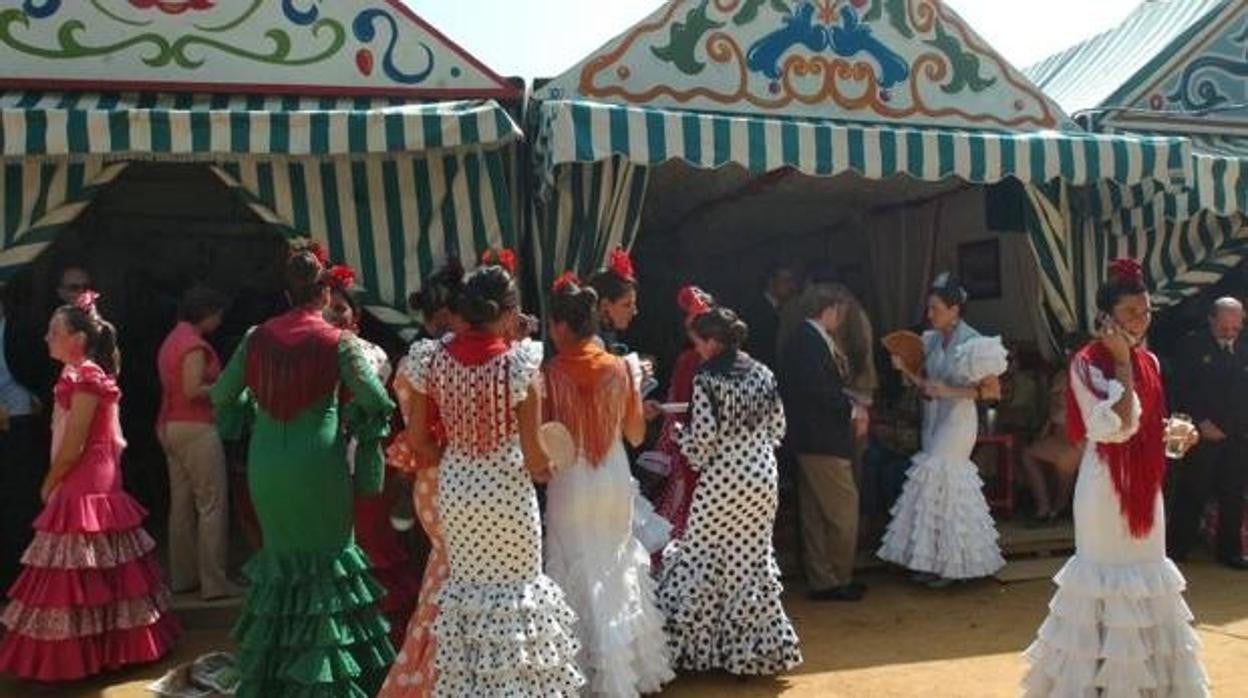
left=127, top=0, right=215, bottom=15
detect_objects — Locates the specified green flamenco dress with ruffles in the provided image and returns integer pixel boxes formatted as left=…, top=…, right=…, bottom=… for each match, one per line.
left=212, top=308, right=397, bottom=698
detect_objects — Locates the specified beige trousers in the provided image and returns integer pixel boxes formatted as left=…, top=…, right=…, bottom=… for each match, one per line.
left=796, top=454, right=859, bottom=591
left=159, top=421, right=231, bottom=598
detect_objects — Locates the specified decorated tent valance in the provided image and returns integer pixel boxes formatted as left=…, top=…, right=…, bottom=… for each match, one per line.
left=0, top=0, right=516, bottom=99
left=535, top=99, right=1191, bottom=190
left=0, top=91, right=522, bottom=159
left=535, top=0, right=1073, bottom=131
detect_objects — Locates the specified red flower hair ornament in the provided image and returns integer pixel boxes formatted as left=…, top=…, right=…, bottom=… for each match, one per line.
left=480, top=248, right=517, bottom=274
left=607, top=247, right=635, bottom=282
left=326, top=264, right=356, bottom=291
left=552, top=271, right=580, bottom=293
left=1108, top=257, right=1144, bottom=285
left=676, top=285, right=712, bottom=319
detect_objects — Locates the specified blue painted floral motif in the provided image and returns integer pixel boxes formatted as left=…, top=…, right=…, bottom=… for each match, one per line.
left=1167, top=22, right=1248, bottom=112
left=281, top=0, right=320, bottom=27
left=828, top=6, right=908, bottom=88
left=746, top=2, right=828, bottom=79
left=22, top=0, right=61, bottom=19
left=353, top=8, right=433, bottom=84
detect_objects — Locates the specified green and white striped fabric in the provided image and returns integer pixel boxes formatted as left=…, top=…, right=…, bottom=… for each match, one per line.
left=0, top=158, right=127, bottom=273
left=0, top=91, right=521, bottom=159
left=0, top=91, right=522, bottom=337
left=535, top=100, right=1192, bottom=191
left=531, top=156, right=648, bottom=292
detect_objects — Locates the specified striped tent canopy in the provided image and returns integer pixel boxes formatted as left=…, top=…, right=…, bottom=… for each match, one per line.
left=0, top=91, right=523, bottom=337
left=528, top=0, right=1205, bottom=350
left=535, top=99, right=1191, bottom=191
left=0, top=91, right=521, bottom=160
left=1026, top=0, right=1248, bottom=322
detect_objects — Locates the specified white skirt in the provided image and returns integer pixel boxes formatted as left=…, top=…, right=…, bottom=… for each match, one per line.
left=545, top=443, right=674, bottom=697
left=877, top=451, right=1004, bottom=579
left=1021, top=455, right=1209, bottom=697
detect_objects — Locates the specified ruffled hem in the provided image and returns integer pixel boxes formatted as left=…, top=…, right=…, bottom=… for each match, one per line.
left=657, top=544, right=802, bottom=676
left=0, top=613, right=180, bottom=682
left=548, top=535, right=673, bottom=696
left=21, top=528, right=156, bottom=570
left=1021, top=556, right=1210, bottom=697
left=432, top=574, right=584, bottom=696
left=233, top=545, right=396, bottom=696
left=7, top=555, right=166, bottom=608
left=32, top=490, right=148, bottom=535
left=2, top=591, right=171, bottom=640
left=877, top=453, right=1004, bottom=579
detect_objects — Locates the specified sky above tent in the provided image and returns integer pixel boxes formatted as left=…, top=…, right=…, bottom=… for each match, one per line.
left=404, top=0, right=1141, bottom=80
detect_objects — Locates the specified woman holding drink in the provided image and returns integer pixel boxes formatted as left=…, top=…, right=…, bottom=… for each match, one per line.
left=1022, top=258, right=1208, bottom=697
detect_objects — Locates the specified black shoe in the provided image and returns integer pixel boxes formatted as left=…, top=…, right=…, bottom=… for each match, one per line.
left=809, top=584, right=866, bottom=602
left=907, top=571, right=939, bottom=585
left=1218, top=556, right=1248, bottom=571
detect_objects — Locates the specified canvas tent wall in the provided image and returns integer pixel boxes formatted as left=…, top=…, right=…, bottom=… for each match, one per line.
left=530, top=0, right=1191, bottom=351
left=0, top=0, right=523, bottom=337
left=1026, top=0, right=1248, bottom=325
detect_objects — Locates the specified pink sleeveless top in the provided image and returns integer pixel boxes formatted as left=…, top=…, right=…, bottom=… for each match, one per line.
left=157, top=322, right=220, bottom=427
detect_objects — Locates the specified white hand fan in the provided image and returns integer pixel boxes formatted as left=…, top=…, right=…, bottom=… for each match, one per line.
left=538, top=421, right=576, bottom=472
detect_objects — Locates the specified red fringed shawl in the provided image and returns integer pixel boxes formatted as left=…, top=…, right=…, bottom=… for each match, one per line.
left=244, top=309, right=343, bottom=422
left=1066, top=342, right=1167, bottom=538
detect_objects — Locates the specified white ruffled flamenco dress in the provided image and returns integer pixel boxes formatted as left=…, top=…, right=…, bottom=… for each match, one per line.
left=546, top=441, right=674, bottom=697
left=878, top=325, right=1007, bottom=580
left=1022, top=358, right=1208, bottom=697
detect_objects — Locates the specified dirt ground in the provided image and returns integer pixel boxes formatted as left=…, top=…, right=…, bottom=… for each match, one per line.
left=2, top=560, right=1244, bottom=698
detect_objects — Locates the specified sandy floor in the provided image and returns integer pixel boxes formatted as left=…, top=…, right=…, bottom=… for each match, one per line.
left=2, top=560, right=1244, bottom=698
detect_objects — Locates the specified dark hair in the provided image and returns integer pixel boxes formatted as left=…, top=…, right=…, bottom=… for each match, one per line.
left=690, top=306, right=749, bottom=351
left=409, top=258, right=465, bottom=318
left=178, top=285, right=230, bottom=325
left=1095, top=273, right=1147, bottom=314
left=56, top=304, right=121, bottom=376
left=459, top=265, right=518, bottom=328
left=929, top=273, right=969, bottom=310
left=285, top=250, right=327, bottom=306
left=588, top=268, right=636, bottom=304
left=549, top=281, right=599, bottom=339
left=330, top=285, right=361, bottom=321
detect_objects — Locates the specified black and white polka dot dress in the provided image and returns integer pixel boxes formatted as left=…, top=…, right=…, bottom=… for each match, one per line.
left=656, top=351, right=803, bottom=676
left=403, top=339, right=584, bottom=697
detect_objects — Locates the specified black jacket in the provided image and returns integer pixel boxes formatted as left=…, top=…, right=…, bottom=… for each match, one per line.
left=1172, top=330, right=1248, bottom=438
left=778, top=321, right=854, bottom=458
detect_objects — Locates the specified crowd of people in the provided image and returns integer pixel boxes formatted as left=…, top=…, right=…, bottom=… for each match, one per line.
left=0, top=241, right=1236, bottom=697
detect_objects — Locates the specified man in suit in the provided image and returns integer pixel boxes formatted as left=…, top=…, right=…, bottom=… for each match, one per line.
left=748, top=264, right=799, bottom=370
left=779, top=285, right=868, bottom=601
left=1169, top=297, right=1248, bottom=570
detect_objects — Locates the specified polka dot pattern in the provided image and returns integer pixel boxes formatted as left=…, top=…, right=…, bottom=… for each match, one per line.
left=656, top=359, right=803, bottom=676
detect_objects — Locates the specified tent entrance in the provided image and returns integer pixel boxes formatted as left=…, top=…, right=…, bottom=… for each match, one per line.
left=38, top=162, right=289, bottom=529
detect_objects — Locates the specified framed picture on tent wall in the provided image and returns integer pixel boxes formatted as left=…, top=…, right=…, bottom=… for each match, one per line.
left=957, top=240, right=1002, bottom=300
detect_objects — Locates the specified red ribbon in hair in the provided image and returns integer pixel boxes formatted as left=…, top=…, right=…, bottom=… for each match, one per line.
left=480, top=248, right=517, bottom=274
left=676, top=285, right=711, bottom=320
left=1065, top=340, right=1167, bottom=537
left=552, top=270, right=579, bottom=292
left=607, top=247, right=635, bottom=282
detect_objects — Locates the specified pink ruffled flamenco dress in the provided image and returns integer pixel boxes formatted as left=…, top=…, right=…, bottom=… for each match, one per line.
left=0, top=361, right=180, bottom=681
